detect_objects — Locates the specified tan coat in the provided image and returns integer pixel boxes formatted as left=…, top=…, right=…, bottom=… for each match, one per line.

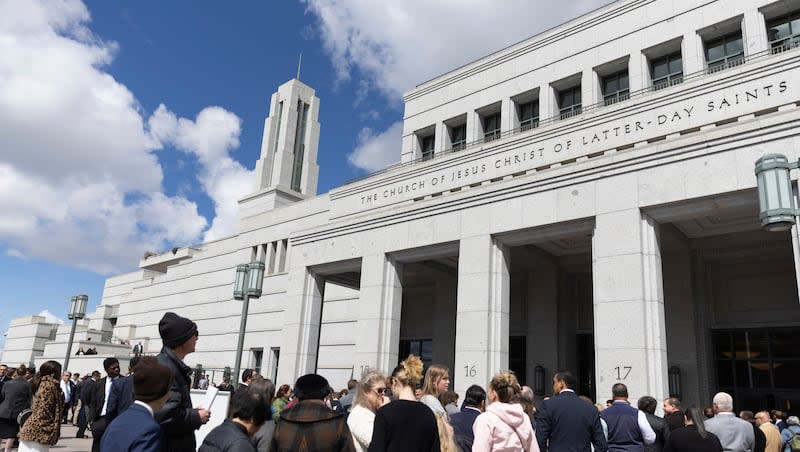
left=18, top=375, right=63, bottom=446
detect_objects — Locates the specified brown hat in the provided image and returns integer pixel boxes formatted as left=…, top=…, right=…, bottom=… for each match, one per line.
left=134, top=357, right=173, bottom=402
left=158, top=312, right=197, bottom=348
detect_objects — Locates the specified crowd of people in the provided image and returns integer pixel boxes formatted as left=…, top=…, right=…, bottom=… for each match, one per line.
left=0, top=312, right=797, bottom=452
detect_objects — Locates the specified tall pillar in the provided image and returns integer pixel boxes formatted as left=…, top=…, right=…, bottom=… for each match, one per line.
left=540, top=84, right=557, bottom=121
left=742, top=9, right=769, bottom=57
left=276, top=266, right=324, bottom=384
left=682, top=32, right=705, bottom=75
left=629, top=51, right=649, bottom=92
left=592, top=210, right=668, bottom=403
left=501, top=98, right=513, bottom=134
left=454, top=235, right=510, bottom=394
left=582, top=69, right=599, bottom=108
left=353, top=254, right=403, bottom=375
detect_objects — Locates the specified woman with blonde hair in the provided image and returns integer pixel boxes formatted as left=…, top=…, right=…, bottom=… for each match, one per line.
left=368, top=355, right=439, bottom=451
left=347, top=369, right=389, bottom=451
left=472, top=370, right=539, bottom=452
left=17, top=360, right=63, bottom=452
left=419, top=364, right=450, bottom=418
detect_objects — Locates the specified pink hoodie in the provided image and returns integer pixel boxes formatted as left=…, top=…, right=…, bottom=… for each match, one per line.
left=472, top=402, right=540, bottom=452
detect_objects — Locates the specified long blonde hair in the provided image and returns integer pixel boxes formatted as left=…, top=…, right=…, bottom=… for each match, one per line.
left=422, top=364, right=449, bottom=396
left=436, top=414, right=457, bottom=452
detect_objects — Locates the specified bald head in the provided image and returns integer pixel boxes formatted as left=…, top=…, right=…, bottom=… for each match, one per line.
left=755, top=411, right=771, bottom=426
left=712, top=392, right=733, bottom=413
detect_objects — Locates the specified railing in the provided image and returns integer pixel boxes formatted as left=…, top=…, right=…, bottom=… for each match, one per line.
left=771, top=35, right=800, bottom=54
left=652, top=74, right=684, bottom=91
left=483, top=129, right=501, bottom=143
left=342, top=42, right=790, bottom=186
left=520, top=117, right=539, bottom=131
left=559, top=106, right=582, bottom=120
left=707, top=53, right=745, bottom=74
left=603, top=91, right=630, bottom=106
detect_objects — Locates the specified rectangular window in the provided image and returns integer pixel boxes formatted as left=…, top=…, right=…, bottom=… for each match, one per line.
left=420, top=134, right=435, bottom=161
left=558, top=86, right=582, bottom=119
left=705, top=32, right=744, bottom=74
left=518, top=101, right=539, bottom=131
left=713, top=327, right=800, bottom=391
left=483, top=112, right=501, bottom=142
left=602, top=70, right=630, bottom=106
left=450, top=124, right=466, bottom=151
left=399, top=339, right=433, bottom=373
left=273, top=101, right=283, bottom=153
left=291, top=101, right=309, bottom=192
left=768, top=13, right=800, bottom=53
left=251, top=348, right=264, bottom=374
left=270, top=347, right=280, bottom=383
left=651, top=51, right=683, bottom=90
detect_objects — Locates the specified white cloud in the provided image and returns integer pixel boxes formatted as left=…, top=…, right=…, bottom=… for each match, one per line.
left=347, top=122, right=403, bottom=172
left=0, top=0, right=247, bottom=274
left=148, top=105, right=253, bottom=243
left=304, top=0, right=611, bottom=100
left=303, top=0, right=611, bottom=171
left=37, top=310, right=65, bottom=325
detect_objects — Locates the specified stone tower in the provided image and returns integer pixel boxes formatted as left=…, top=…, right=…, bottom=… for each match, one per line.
left=249, top=79, right=320, bottom=210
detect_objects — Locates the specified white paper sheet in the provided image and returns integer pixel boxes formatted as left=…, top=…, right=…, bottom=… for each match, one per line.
left=198, top=386, right=219, bottom=410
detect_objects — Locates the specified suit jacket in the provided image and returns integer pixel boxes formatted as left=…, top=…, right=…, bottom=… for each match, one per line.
left=0, top=376, right=32, bottom=420
left=89, top=377, right=110, bottom=421
left=644, top=412, right=670, bottom=452
left=704, top=413, right=755, bottom=452
left=100, top=402, right=162, bottom=452
left=450, top=406, right=482, bottom=447
left=535, top=390, right=608, bottom=452
left=106, top=375, right=134, bottom=423
left=154, top=347, right=201, bottom=452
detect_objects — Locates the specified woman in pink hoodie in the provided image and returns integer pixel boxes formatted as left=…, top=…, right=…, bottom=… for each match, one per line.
left=472, top=371, right=540, bottom=452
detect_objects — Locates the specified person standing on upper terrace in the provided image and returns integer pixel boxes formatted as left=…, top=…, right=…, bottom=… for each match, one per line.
left=154, top=312, right=211, bottom=451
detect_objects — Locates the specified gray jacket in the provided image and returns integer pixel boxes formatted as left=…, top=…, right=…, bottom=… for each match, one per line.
left=705, top=412, right=755, bottom=452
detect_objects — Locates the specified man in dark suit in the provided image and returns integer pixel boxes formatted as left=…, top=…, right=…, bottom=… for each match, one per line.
left=450, top=384, right=486, bottom=451
left=238, top=368, right=257, bottom=392
left=535, top=371, right=608, bottom=452
left=100, top=357, right=173, bottom=452
left=106, top=355, right=142, bottom=423
left=77, top=371, right=100, bottom=438
left=87, top=357, right=121, bottom=452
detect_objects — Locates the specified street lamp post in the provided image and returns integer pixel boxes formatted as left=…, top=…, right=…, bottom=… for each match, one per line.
left=755, top=153, right=800, bottom=302
left=63, top=294, right=88, bottom=372
left=232, top=261, right=265, bottom=388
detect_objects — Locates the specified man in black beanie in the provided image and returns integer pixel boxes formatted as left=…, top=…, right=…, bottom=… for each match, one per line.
left=270, top=373, right=355, bottom=452
left=100, top=357, right=173, bottom=452
left=154, top=312, right=210, bottom=451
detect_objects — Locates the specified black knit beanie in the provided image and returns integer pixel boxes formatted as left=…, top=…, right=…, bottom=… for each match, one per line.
left=294, top=374, right=330, bottom=401
left=134, top=357, right=173, bottom=402
left=158, top=312, right=198, bottom=349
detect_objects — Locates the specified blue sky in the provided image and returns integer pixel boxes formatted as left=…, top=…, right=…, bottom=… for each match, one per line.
left=0, top=0, right=609, bottom=355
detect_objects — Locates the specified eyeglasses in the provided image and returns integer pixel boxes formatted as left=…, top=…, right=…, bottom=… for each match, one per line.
left=373, top=387, right=387, bottom=395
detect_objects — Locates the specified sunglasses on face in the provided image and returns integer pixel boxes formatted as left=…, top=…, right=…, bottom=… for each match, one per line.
left=373, top=387, right=387, bottom=395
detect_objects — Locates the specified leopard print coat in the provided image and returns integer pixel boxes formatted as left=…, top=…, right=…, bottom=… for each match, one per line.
left=18, top=375, right=63, bottom=445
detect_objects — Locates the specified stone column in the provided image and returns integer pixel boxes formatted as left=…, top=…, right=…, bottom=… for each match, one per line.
left=682, top=32, right=706, bottom=75
left=540, top=84, right=557, bottom=121
left=454, top=235, right=510, bottom=394
left=582, top=69, right=599, bottom=108
left=629, top=51, right=649, bottom=92
left=501, top=98, right=514, bottom=134
left=592, top=210, right=668, bottom=402
left=353, top=254, right=403, bottom=375
left=742, top=8, right=769, bottom=57
left=276, top=265, right=324, bottom=384
left=466, top=110, right=479, bottom=144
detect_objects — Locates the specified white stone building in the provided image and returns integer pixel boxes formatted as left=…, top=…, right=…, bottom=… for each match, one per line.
left=7, top=0, right=800, bottom=411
